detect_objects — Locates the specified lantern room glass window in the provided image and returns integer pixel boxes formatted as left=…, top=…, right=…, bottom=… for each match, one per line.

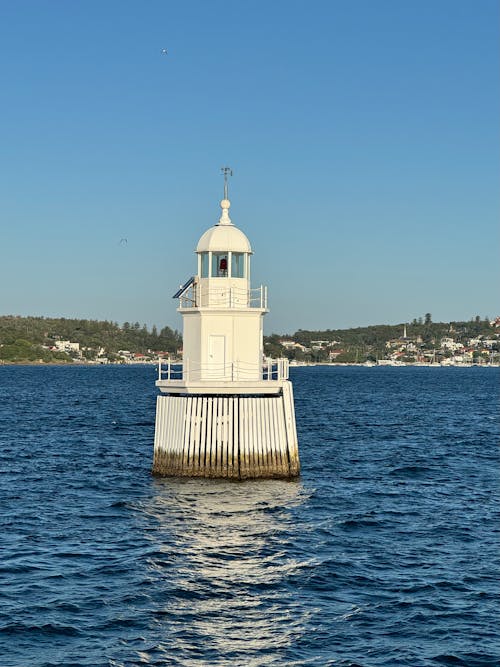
left=212, top=253, right=228, bottom=277
left=231, top=253, right=245, bottom=278
left=200, top=253, right=209, bottom=278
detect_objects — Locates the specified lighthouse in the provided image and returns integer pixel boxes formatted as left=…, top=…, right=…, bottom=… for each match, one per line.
left=153, top=170, right=300, bottom=479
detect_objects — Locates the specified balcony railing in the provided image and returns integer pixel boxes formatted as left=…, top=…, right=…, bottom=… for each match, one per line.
left=179, top=284, right=267, bottom=310
left=157, top=358, right=289, bottom=383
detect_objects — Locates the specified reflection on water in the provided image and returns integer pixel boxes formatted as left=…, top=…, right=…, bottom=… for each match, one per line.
left=138, top=479, right=312, bottom=666
left=4, top=367, right=498, bottom=666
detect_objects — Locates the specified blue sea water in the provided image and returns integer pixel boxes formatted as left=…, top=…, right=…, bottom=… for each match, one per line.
left=0, top=365, right=499, bottom=667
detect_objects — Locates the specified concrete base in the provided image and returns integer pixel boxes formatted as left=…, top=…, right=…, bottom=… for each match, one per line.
left=152, top=381, right=300, bottom=479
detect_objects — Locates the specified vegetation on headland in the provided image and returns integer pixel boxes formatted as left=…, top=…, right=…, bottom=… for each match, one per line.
left=0, top=316, right=181, bottom=364
left=0, top=338, right=74, bottom=364
left=265, top=314, right=499, bottom=364
left=0, top=313, right=498, bottom=365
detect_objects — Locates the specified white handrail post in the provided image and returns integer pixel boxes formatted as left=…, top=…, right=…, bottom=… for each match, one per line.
left=167, top=358, right=171, bottom=381
left=158, top=358, right=162, bottom=381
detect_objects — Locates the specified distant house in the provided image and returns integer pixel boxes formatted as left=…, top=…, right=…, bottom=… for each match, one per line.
left=279, top=340, right=309, bottom=353
left=54, top=340, right=81, bottom=356
left=440, top=337, right=463, bottom=352
left=310, top=340, right=331, bottom=349
left=279, top=340, right=297, bottom=349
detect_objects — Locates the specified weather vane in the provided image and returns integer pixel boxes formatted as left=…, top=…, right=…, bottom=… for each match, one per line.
left=221, top=166, right=233, bottom=200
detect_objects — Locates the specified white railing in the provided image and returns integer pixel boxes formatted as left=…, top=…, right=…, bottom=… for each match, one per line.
left=179, top=284, right=267, bottom=310
left=157, top=357, right=289, bottom=383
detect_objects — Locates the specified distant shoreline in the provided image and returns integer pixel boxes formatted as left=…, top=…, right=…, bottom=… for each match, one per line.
left=1, top=361, right=498, bottom=369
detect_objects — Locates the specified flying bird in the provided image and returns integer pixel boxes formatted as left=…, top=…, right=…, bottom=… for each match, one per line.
left=161, top=48, right=168, bottom=55
left=119, top=238, right=128, bottom=246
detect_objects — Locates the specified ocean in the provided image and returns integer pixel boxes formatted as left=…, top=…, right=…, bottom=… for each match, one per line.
left=0, top=365, right=498, bottom=667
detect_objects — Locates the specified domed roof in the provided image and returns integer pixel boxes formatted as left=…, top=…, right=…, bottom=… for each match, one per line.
left=196, top=199, right=252, bottom=254
left=196, top=225, right=252, bottom=253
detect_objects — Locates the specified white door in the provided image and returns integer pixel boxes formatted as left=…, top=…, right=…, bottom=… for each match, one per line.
left=208, top=335, right=226, bottom=379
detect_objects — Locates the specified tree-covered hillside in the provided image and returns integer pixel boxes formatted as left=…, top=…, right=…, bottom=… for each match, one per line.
left=293, top=316, right=491, bottom=345
left=1, top=313, right=496, bottom=364
left=264, top=314, right=496, bottom=362
left=0, top=316, right=181, bottom=363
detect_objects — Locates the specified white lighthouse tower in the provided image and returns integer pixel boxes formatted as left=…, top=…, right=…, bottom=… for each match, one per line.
left=153, top=170, right=299, bottom=479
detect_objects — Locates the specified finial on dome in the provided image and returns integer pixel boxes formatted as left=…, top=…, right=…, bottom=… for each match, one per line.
left=218, top=198, right=232, bottom=225
left=221, top=166, right=232, bottom=200
left=219, top=167, right=233, bottom=225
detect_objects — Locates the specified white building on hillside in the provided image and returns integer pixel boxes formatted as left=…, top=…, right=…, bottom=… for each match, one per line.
left=54, top=340, right=81, bottom=355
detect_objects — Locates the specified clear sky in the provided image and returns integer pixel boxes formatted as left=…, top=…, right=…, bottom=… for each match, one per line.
left=0, top=0, right=498, bottom=334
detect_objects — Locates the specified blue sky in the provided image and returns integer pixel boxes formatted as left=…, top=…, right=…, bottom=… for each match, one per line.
left=0, top=0, right=498, bottom=334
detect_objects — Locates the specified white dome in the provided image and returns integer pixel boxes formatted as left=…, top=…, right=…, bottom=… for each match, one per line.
left=196, top=199, right=252, bottom=253
left=196, top=224, right=252, bottom=254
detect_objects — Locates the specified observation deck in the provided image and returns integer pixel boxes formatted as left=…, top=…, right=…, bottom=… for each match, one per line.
left=176, top=280, right=268, bottom=311
left=155, top=358, right=289, bottom=395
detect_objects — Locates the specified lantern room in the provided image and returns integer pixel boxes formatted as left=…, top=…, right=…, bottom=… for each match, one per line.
left=197, top=199, right=251, bottom=276
left=193, top=198, right=253, bottom=309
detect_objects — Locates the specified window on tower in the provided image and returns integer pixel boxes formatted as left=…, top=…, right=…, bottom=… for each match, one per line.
left=200, top=253, right=209, bottom=278
left=231, top=253, right=245, bottom=278
left=212, top=253, right=228, bottom=277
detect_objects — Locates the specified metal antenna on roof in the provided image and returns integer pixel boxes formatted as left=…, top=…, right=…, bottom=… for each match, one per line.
left=221, top=166, right=233, bottom=200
